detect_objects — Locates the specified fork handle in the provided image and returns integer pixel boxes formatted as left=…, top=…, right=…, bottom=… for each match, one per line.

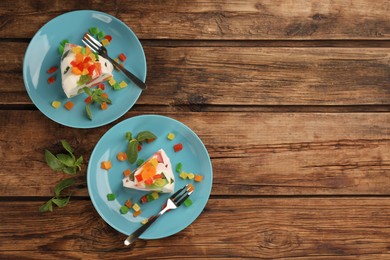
left=105, top=55, right=147, bottom=90
left=124, top=211, right=164, bottom=246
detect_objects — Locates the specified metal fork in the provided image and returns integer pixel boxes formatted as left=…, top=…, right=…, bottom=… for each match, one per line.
left=124, top=184, right=193, bottom=246
left=82, top=33, right=147, bottom=90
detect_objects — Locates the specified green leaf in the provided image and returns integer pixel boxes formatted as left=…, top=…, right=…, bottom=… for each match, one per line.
left=77, top=75, right=91, bottom=86
left=86, top=104, right=93, bottom=120
left=61, top=140, right=74, bottom=158
left=83, top=87, right=93, bottom=96
left=54, top=178, right=76, bottom=198
left=127, top=139, right=139, bottom=164
left=44, top=150, right=64, bottom=171
left=136, top=131, right=157, bottom=143
left=52, top=197, right=71, bottom=208
left=125, top=132, right=132, bottom=141
left=74, top=156, right=83, bottom=171
left=63, top=166, right=77, bottom=175
left=56, top=153, right=75, bottom=167
left=39, top=199, right=53, bottom=212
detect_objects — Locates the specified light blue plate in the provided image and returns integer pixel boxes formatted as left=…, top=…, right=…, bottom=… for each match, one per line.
left=23, top=10, right=146, bottom=128
left=87, top=115, right=213, bottom=239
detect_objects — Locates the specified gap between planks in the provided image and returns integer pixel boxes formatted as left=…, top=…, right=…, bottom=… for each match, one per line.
left=1, top=38, right=390, bottom=48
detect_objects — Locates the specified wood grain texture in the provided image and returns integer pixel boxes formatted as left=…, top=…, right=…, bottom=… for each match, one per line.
left=1, top=198, right=390, bottom=258
left=2, top=42, right=390, bottom=106
left=1, top=0, right=390, bottom=40
left=1, top=110, right=389, bottom=197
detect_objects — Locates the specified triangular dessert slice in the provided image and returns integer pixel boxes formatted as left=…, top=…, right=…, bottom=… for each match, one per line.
left=60, top=43, right=113, bottom=98
left=123, top=149, right=175, bottom=193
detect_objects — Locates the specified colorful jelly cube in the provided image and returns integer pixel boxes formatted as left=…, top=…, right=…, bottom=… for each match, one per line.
left=173, top=143, right=183, bottom=152
left=187, top=183, right=195, bottom=192
left=119, top=81, right=128, bottom=88
left=108, top=78, right=116, bottom=86
left=89, top=27, right=99, bottom=35
left=151, top=192, right=159, bottom=200
left=167, top=132, right=175, bottom=140
left=51, top=101, right=61, bottom=109
left=125, top=199, right=132, bottom=208
left=141, top=219, right=148, bottom=225
left=133, top=210, right=142, bottom=217
left=140, top=196, right=148, bottom=204
left=194, top=174, right=203, bottom=182
left=120, top=206, right=129, bottom=214
left=132, top=203, right=141, bottom=212
left=107, top=193, right=115, bottom=201
left=179, top=172, right=188, bottom=179
left=187, top=173, right=195, bottom=180
left=184, top=198, right=193, bottom=207
left=147, top=193, right=154, bottom=202
left=101, top=38, right=110, bottom=47
left=176, top=162, right=182, bottom=173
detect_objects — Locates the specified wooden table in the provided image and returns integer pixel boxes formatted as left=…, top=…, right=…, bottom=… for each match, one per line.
left=1, top=1, right=390, bottom=258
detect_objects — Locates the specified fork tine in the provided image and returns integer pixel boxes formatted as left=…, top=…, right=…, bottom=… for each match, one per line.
left=86, top=33, right=103, bottom=47
left=170, top=184, right=188, bottom=200
left=82, top=37, right=99, bottom=51
left=175, top=190, right=193, bottom=206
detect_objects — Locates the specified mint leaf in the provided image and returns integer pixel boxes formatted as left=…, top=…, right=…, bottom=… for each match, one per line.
left=74, top=156, right=83, bottom=171
left=77, top=75, right=91, bottom=86
left=39, top=199, right=53, bottom=213
left=63, top=166, right=77, bottom=175
left=54, top=178, right=76, bottom=198
left=86, top=104, right=92, bottom=120
left=125, top=132, right=132, bottom=141
left=52, top=197, right=71, bottom=208
left=61, top=140, right=74, bottom=157
left=136, top=131, right=157, bottom=142
left=83, top=87, right=92, bottom=96
left=56, top=153, right=75, bottom=167
left=45, top=150, right=64, bottom=171
left=127, top=139, right=139, bottom=164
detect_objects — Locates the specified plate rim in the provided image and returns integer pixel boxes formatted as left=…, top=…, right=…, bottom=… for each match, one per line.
left=22, top=9, right=147, bottom=129
left=87, top=114, right=213, bottom=239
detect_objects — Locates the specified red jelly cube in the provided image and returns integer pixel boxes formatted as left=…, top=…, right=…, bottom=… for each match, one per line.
left=173, top=143, right=183, bottom=152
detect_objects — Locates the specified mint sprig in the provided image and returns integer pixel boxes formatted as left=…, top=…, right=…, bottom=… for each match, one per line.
left=126, top=131, right=157, bottom=164
left=40, top=140, right=82, bottom=213
left=83, top=87, right=112, bottom=120
left=44, top=140, right=82, bottom=174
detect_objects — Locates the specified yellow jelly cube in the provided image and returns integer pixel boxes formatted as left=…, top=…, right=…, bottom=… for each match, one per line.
left=187, top=173, right=195, bottom=180
left=82, top=69, right=89, bottom=75
left=119, top=81, right=127, bottom=88
left=149, top=158, right=158, bottom=167
left=108, top=78, right=116, bottom=86
left=179, top=172, right=188, bottom=179
left=71, top=46, right=81, bottom=54
left=132, top=203, right=141, bottom=212
left=141, top=219, right=148, bottom=225
left=151, top=192, right=159, bottom=200
left=167, top=132, right=175, bottom=140
left=101, top=38, right=110, bottom=47
left=51, top=100, right=61, bottom=109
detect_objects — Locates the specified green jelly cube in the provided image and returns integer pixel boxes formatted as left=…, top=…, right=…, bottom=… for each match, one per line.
left=89, top=27, right=99, bottom=35
left=120, top=206, right=129, bottom=214
left=184, top=198, right=193, bottom=207
left=147, top=193, right=155, bottom=202
left=113, top=82, right=121, bottom=90
left=97, top=30, right=105, bottom=40
left=58, top=45, right=64, bottom=55
left=107, top=193, right=115, bottom=201
left=176, top=162, right=182, bottom=173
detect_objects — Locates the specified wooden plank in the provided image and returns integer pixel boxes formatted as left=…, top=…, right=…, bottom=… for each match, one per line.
left=1, top=198, right=390, bottom=258
left=2, top=42, right=390, bottom=106
left=1, top=0, right=390, bottom=40
left=1, top=111, right=389, bottom=197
